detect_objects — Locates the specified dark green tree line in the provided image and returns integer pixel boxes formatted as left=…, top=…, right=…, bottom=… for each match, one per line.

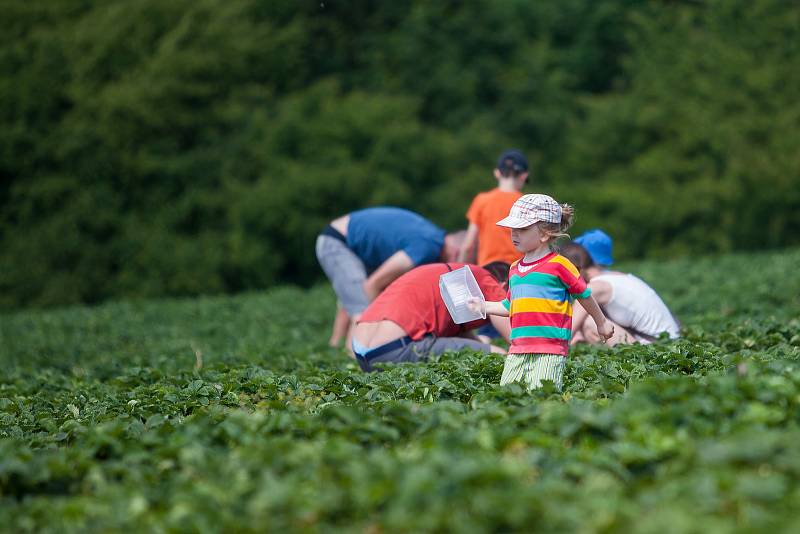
left=1, top=0, right=798, bottom=309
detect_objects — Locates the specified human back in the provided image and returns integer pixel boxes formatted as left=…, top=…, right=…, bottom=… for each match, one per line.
left=352, top=263, right=510, bottom=372
left=591, top=272, right=680, bottom=340
left=358, top=263, right=506, bottom=343
left=346, top=206, right=445, bottom=271
left=459, top=149, right=529, bottom=265
left=468, top=189, right=523, bottom=264
left=317, top=206, right=460, bottom=349
left=559, top=240, right=681, bottom=345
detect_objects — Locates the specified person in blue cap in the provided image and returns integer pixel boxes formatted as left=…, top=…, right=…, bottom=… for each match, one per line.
left=574, top=229, right=614, bottom=267
left=560, top=241, right=680, bottom=346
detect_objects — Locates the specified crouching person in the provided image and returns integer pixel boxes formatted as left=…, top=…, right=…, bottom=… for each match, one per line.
left=559, top=241, right=681, bottom=346
left=352, top=263, right=510, bottom=372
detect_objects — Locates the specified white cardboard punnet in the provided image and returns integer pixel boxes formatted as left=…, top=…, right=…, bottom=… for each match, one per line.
left=439, top=266, right=486, bottom=324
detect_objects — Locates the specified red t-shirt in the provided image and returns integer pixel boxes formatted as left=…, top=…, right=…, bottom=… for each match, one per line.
left=359, top=263, right=506, bottom=340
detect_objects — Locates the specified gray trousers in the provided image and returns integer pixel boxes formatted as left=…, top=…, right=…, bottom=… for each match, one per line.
left=315, top=234, right=369, bottom=316
left=356, top=336, right=492, bottom=372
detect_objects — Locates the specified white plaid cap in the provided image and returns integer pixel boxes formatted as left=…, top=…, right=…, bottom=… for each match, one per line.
left=496, top=194, right=561, bottom=228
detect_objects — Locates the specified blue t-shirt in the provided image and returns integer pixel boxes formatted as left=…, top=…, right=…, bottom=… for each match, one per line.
left=347, top=207, right=445, bottom=271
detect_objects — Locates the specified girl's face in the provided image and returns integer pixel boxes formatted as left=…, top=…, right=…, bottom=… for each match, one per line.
left=511, top=223, right=549, bottom=253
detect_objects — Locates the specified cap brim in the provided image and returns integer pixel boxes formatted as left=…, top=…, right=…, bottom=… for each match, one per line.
left=496, top=216, right=536, bottom=228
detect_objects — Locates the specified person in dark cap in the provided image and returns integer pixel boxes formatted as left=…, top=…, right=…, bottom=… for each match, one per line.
left=458, top=149, right=529, bottom=341
left=458, top=149, right=529, bottom=266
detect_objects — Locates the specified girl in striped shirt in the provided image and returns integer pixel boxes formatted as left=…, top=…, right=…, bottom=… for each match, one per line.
left=469, top=194, right=614, bottom=391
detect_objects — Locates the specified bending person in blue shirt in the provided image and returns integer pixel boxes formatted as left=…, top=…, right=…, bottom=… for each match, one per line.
left=316, top=207, right=463, bottom=349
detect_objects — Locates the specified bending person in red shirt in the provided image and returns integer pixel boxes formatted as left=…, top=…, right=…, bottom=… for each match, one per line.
left=352, top=263, right=511, bottom=372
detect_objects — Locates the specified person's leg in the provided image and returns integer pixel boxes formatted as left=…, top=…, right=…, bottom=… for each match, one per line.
left=356, top=340, right=421, bottom=372
left=330, top=305, right=350, bottom=348
left=363, top=336, right=494, bottom=371
left=581, top=315, right=635, bottom=346
left=500, top=354, right=527, bottom=386
left=501, top=354, right=565, bottom=390
left=315, top=235, right=369, bottom=348
left=343, top=314, right=361, bottom=358
left=571, top=329, right=587, bottom=346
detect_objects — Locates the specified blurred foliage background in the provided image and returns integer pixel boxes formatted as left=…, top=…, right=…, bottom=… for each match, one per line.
left=1, top=0, right=798, bottom=309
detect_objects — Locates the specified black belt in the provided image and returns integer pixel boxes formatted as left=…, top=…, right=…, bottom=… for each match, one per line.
left=355, top=335, right=413, bottom=363
left=320, top=224, right=347, bottom=244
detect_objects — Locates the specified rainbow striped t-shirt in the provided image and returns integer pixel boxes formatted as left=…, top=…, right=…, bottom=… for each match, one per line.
left=501, top=252, right=591, bottom=356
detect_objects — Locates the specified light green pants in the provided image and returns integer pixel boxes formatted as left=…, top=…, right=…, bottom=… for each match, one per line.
left=500, top=353, right=565, bottom=391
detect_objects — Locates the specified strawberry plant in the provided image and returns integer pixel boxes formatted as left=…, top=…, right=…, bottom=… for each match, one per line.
left=1, top=248, right=799, bottom=532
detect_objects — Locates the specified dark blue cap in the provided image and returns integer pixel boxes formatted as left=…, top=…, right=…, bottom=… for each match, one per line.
left=496, top=149, right=528, bottom=175
left=574, top=229, right=614, bottom=265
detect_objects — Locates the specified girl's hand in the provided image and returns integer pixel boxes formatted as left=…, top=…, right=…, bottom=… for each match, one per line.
left=596, top=320, right=615, bottom=343
left=466, top=297, right=485, bottom=316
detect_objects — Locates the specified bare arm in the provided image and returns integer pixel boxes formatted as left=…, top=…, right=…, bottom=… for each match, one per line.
left=363, top=250, right=414, bottom=301
left=329, top=306, right=350, bottom=347
left=576, top=294, right=614, bottom=342
left=457, top=223, right=479, bottom=263
left=467, top=297, right=508, bottom=318
left=489, top=314, right=511, bottom=343
left=571, top=280, right=611, bottom=338
left=571, top=300, right=588, bottom=343
left=484, top=300, right=510, bottom=317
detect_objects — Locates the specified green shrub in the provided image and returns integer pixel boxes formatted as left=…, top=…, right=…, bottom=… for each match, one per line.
left=1, top=0, right=798, bottom=308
